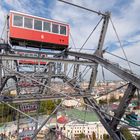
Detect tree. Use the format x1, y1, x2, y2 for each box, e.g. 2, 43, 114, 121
46, 100, 55, 114
120, 126, 134, 140
99, 99, 107, 105
79, 133, 85, 139
103, 134, 109, 140
109, 95, 117, 103
40, 101, 47, 113
56, 99, 61, 105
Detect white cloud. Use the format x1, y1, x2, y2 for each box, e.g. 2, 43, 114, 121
51, 0, 140, 50
0, 0, 140, 80
50, 0, 140, 80
101, 41, 140, 80
0, 0, 29, 40
0, 0, 51, 40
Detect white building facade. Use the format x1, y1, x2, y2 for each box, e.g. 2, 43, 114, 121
58, 121, 108, 140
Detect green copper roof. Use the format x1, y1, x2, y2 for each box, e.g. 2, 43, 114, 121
66, 108, 99, 122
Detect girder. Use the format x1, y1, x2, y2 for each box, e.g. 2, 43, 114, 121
0, 54, 94, 65
73, 57, 80, 79
1, 49, 139, 140
84, 97, 121, 140
62, 74, 126, 140
10, 73, 65, 79
67, 51, 140, 90
31, 101, 63, 140
46, 62, 53, 94
88, 12, 110, 92
13, 48, 59, 55
0, 93, 92, 103
62, 75, 82, 91
110, 83, 136, 130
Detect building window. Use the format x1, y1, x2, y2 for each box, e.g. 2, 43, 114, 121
34, 53, 38, 57
52, 24, 59, 34
13, 15, 23, 27
101, 135, 103, 139
34, 19, 42, 30
60, 25, 66, 35
41, 54, 46, 58
29, 53, 33, 57
43, 22, 51, 32
24, 17, 33, 29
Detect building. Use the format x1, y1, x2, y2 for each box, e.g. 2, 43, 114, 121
57, 109, 108, 140
58, 121, 107, 140
62, 99, 83, 108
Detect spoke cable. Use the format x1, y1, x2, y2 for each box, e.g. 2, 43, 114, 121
110, 18, 132, 71
106, 50, 140, 67
79, 17, 103, 52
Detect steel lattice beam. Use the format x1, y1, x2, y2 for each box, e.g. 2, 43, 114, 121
3, 51, 140, 90
31, 101, 63, 140
84, 97, 121, 140
110, 83, 136, 130
0, 54, 94, 65
62, 74, 123, 140
67, 51, 140, 90
88, 12, 110, 92
0, 93, 92, 103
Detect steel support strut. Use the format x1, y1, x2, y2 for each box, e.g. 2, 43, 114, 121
31, 101, 63, 140
62, 74, 121, 140
67, 51, 140, 90
34, 102, 40, 140
86, 11, 121, 140
0, 54, 94, 65
110, 83, 136, 130
88, 12, 110, 92
48, 63, 53, 92
84, 97, 121, 140
73, 57, 80, 79
66, 10, 122, 139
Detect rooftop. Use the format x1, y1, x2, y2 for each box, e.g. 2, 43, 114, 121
66, 108, 99, 122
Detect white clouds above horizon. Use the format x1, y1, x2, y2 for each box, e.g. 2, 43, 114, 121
0, 0, 140, 80
51, 0, 140, 49
51, 0, 140, 80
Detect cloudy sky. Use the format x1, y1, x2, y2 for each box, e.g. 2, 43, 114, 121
0, 0, 140, 80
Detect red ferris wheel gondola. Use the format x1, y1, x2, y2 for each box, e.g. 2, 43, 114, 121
9, 11, 69, 50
